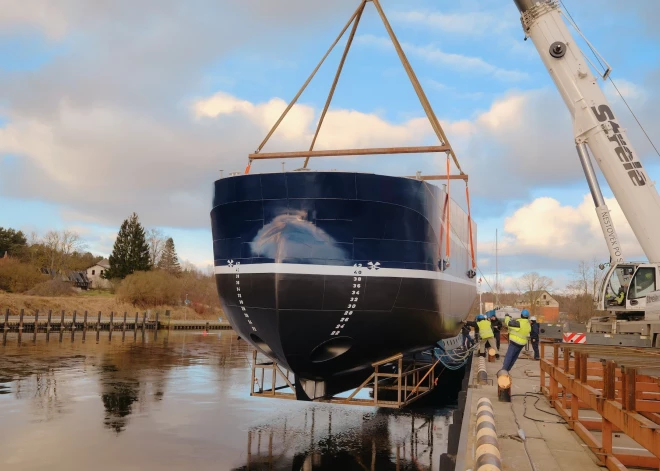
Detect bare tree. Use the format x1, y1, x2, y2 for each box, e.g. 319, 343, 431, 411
515, 272, 554, 316
42, 230, 86, 272
567, 258, 605, 322
146, 228, 166, 267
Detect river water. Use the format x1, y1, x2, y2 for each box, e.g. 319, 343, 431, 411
0, 331, 454, 470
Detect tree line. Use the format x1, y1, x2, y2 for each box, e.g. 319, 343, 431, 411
473, 259, 606, 323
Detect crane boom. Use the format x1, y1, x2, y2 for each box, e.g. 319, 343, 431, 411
514, 0, 660, 263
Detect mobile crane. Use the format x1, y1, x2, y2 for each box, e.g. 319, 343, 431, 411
513, 0, 660, 345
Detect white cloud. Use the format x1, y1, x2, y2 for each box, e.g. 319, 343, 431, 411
391, 10, 512, 36
0, 0, 70, 39
356, 34, 528, 82
483, 194, 644, 262
193, 91, 434, 151
0, 92, 439, 229
456, 88, 584, 200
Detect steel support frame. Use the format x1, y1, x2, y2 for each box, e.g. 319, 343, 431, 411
540, 342, 660, 471
249, 350, 442, 409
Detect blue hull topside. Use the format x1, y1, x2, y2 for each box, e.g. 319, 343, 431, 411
211, 171, 477, 395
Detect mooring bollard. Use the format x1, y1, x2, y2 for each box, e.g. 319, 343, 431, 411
497, 369, 512, 402
488, 347, 497, 363
478, 356, 488, 385
476, 397, 502, 471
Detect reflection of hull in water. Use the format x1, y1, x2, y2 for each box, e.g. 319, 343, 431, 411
232, 407, 450, 471
211, 171, 476, 397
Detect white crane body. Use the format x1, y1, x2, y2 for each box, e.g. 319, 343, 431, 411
514, 0, 660, 321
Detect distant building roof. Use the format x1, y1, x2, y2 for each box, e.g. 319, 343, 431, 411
86, 259, 110, 269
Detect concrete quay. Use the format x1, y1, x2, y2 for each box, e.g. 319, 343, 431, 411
457, 345, 649, 471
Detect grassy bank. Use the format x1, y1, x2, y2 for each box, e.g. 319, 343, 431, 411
0, 291, 223, 320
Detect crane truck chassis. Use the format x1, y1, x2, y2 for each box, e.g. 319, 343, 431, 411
514, 0, 660, 346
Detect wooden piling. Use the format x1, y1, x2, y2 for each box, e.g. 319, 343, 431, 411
205, 321, 209, 332
142, 312, 146, 334
33, 310, 39, 342
97, 311, 101, 332
122, 312, 127, 332
19, 309, 24, 332
156, 312, 160, 330
46, 310, 52, 335
83, 311, 88, 342
72, 311, 77, 330
3, 308, 8, 331
60, 311, 65, 332
109, 312, 114, 331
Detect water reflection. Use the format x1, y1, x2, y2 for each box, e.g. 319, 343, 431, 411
0, 331, 453, 470
235, 406, 449, 470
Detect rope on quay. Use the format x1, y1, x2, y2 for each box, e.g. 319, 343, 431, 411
432, 341, 479, 370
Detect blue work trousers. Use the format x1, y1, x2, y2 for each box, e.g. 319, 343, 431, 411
502, 342, 525, 371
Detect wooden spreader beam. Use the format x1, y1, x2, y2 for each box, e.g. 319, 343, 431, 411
249, 145, 450, 160
406, 174, 469, 182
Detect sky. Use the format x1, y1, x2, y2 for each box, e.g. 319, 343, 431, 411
1, 0, 660, 291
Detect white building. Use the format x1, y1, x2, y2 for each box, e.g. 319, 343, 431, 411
86, 259, 111, 289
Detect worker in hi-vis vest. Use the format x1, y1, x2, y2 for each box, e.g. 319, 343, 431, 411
502, 310, 532, 371
465, 314, 499, 358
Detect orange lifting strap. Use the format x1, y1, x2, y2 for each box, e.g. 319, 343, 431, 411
244, 161, 252, 175
465, 183, 476, 270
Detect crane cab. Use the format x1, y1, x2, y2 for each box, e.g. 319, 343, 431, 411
598, 263, 659, 318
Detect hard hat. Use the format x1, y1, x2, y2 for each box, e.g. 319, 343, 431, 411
530, 316, 537, 322
476, 314, 485, 321
521, 309, 530, 318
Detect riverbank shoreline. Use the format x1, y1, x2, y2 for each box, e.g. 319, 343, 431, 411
0, 292, 223, 321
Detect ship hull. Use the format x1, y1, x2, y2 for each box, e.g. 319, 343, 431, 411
211, 171, 476, 397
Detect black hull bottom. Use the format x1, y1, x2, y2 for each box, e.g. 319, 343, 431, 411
216, 270, 472, 395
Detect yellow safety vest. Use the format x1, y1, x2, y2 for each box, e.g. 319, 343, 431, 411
477, 320, 494, 339
505, 316, 531, 346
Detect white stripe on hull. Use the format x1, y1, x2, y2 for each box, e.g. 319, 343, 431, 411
214, 263, 476, 288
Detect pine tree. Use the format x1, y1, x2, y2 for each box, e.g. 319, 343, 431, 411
105, 213, 151, 279
0, 227, 27, 258
157, 237, 181, 275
